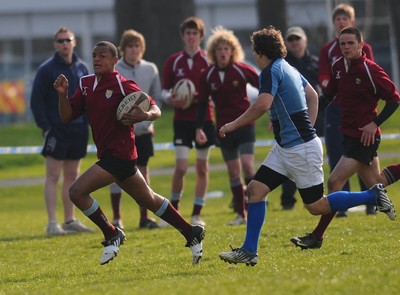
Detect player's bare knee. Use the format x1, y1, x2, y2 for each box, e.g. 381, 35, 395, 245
245, 185, 263, 202
68, 184, 80, 203
174, 166, 187, 177
195, 166, 208, 178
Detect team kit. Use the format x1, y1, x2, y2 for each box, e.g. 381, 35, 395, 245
33, 9, 399, 267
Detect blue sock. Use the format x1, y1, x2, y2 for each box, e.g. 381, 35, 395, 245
328, 189, 376, 212
241, 201, 266, 253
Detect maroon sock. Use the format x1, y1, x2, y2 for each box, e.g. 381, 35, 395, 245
231, 184, 245, 216
139, 206, 148, 221
312, 212, 336, 240
110, 193, 122, 220
191, 204, 203, 216
382, 164, 400, 185
171, 200, 179, 211
159, 203, 192, 241
87, 207, 117, 240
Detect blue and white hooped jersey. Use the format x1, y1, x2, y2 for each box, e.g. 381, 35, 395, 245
259, 58, 316, 148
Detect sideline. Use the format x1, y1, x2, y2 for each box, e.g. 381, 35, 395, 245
5, 139, 273, 154
2, 134, 400, 155
1, 153, 400, 188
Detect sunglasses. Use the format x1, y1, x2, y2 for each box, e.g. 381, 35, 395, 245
287, 36, 301, 42
56, 38, 74, 44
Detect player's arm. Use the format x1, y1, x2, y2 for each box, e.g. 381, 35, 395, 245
318, 46, 331, 88
304, 83, 318, 126
30, 68, 51, 135
359, 101, 400, 146
195, 72, 209, 144
195, 102, 208, 144
219, 92, 272, 137
53, 74, 73, 123
120, 103, 161, 126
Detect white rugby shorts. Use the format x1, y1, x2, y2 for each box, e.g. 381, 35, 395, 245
262, 137, 324, 189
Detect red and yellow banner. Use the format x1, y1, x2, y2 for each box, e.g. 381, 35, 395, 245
0, 80, 25, 114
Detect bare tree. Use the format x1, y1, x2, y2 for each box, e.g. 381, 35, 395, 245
114, 0, 195, 70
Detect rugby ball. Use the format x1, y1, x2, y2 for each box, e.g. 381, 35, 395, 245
116, 91, 151, 120
172, 78, 195, 109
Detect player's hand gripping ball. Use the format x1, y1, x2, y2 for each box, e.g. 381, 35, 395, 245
172, 78, 196, 109
116, 91, 151, 121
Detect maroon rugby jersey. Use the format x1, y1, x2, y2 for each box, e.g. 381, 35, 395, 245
319, 37, 374, 88
162, 50, 213, 121
325, 55, 400, 138
197, 62, 259, 129
69, 71, 156, 160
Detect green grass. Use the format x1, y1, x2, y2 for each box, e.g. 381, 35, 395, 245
0, 107, 400, 294
0, 171, 400, 294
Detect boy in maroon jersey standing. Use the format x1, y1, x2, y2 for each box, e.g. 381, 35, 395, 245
319, 3, 375, 217
196, 26, 259, 225
161, 16, 215, 227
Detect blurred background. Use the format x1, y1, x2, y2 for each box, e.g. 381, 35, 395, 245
0, 0, 399, 124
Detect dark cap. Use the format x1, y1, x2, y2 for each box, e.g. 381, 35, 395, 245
285, 26, 306, 40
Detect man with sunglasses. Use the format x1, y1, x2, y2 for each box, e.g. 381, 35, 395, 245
31, 27, 93, 236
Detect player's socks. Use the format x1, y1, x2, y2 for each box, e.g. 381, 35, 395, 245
171, 192, 181, 210
312, 213, 335, 240
382, 164, 400, 185
327, 190, 376, 212
191, 196, 204, 216
83, 199, 117, 240
110, 193, 122, 220
241, 201, 266, 253
139, 206, 148, 220
230, 179, 245, 216
156, 198, 192, 240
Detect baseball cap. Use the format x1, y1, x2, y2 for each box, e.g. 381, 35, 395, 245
285, 26, 306, 40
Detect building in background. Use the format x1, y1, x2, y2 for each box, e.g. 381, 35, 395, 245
0, 0, 396, 123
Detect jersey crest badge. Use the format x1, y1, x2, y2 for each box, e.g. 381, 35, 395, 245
335, 71, 341, 79
82, 87, 88, 96
176, 68, 185, 77
355, 77, 361, 85
105, 89, 113, 99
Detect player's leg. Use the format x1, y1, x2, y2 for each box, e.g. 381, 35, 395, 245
324, 104, 350, 217
134, 133, 158, 228
238, 139, 256, 208
292, 155, 395, 249
171, 146, 189, 210
280, 180, 297, 210
44, 156, 64, 234
109, 183, 124, 229
382, 162, 400, 186
61, 159, 80, 222
220, 144, 287, 266
71, 158, 127, 265
224, 155, 246, 225
61, 159, 93, 232
190, 121, 215, 226
169, 121, 193, 211
137, 163, 158, 229
190, 147, 209, 226
120, 171, 205, 264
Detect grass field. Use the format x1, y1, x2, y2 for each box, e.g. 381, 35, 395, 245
1, 108, 400, 294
